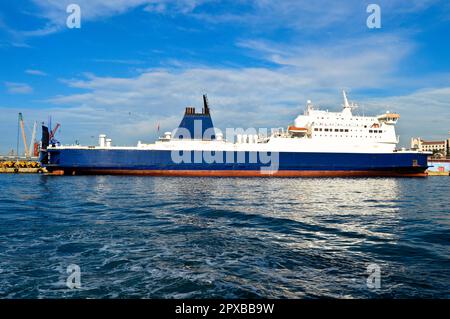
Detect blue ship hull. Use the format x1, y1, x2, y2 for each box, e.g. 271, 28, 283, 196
44, 149, 429, 177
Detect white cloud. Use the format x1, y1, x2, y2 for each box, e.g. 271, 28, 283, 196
4, 82, 34, 94
144, 0, 206, 14
29, 0, 205, 30
13, 34, 438, 148
30, 0, 149, 26
1, 70, 449, 151
21, 0, 446, 38
25, 69, 48, 76
0, 0, 207, 43
191, 0, 444, 32
1, 77, 448, 152
92, 59, 145, 65
364, 87, 450, 142
237, 35, 413, 88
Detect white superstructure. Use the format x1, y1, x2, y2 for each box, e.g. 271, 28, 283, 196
284, 90, 400, 153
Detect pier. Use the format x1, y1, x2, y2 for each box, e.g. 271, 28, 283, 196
427, 159, 450, 176
0, 157, 46, 174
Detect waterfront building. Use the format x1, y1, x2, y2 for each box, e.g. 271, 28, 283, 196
411, 138, 448, 158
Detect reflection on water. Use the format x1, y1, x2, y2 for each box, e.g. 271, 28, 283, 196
0, 175, 448, 298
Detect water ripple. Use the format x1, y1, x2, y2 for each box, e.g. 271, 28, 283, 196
0, 175, 449, 298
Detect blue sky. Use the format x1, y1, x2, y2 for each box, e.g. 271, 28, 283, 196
1, 0, 450, 153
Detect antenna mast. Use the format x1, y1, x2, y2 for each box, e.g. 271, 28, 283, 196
343, 90, 350, 108
202, 94, 210, 115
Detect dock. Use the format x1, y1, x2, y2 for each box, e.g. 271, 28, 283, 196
427, 171, 449, 176
427, 159, 450, 176
0, 160, 47, 174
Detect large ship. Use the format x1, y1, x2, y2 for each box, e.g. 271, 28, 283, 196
40, 91, 429, 177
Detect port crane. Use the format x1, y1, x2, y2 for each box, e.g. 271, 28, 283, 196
49, 123, 60, 142
16, 113, 43, 159
5, 113, 43, 172
18, 113, 29, 159
1, 113, 44, 172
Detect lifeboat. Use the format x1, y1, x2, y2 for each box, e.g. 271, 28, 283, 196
288, 125, 309, 137
288, 125, 308, 132
377, 113, 400, 124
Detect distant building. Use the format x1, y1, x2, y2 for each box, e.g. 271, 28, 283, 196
411, 137, 448, 158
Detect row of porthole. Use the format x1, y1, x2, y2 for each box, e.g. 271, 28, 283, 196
314, 123, 381, 128
313, 135, 383, 138
314, 117, 374, 121
314, 128, 384, 133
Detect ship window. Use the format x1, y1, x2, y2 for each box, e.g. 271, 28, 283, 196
345, 129, 349, 132
340, 129, 344, 132
369, 130, 373, 133
334, 129, 338, 132
314, 128, 318, 131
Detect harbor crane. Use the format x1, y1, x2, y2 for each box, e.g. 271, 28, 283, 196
18, 113, 29, 159
17, 114, 40, 159
49, 123, 61, 145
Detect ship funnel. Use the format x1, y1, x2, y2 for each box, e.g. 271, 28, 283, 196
99, 134, 106, 147
174, 95, 215, 140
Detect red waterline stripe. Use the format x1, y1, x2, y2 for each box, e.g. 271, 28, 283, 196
50, 169, 428, 177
